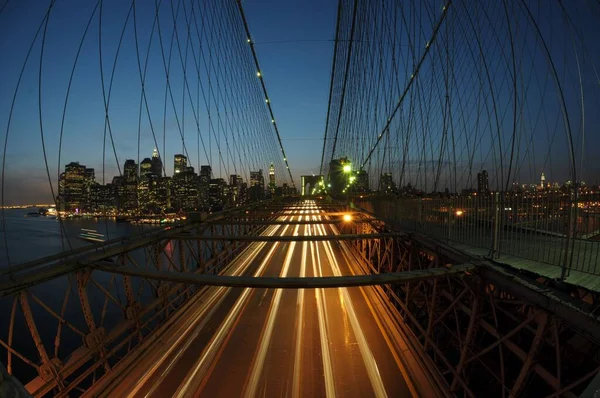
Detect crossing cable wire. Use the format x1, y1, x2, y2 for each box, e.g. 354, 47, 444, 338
319, 0, 344, 176
226, 0, 288, 182
234, 0, 292, 184
359, 0, 452, 170
234, 0, 296, 190
226, 0, 283, 179
1, 1, 57, 274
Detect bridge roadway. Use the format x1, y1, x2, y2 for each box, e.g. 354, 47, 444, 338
87, 201, 422, 397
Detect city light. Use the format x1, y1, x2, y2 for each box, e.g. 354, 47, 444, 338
343, 164, 352, 173
343, 214, 352, 222
455, 210, 464, 216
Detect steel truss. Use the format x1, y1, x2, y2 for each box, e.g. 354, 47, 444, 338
1, 200, 598, 397
0, 202, 282, 397
339, 212, 600, 398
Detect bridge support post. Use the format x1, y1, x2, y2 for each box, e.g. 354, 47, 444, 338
491, 192, 501, 259
178, 240, 185, 272
19, 292, 65, 389
561, 185, 577, 281
450, 295, 480, 391
511, 312, 549, 396
76, 270, 110, 373
196, 226, 204, 273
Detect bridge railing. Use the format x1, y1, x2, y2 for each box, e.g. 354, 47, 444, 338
355, 191, 600, 281
338, 206, 600, 397
0, 202, 281, 397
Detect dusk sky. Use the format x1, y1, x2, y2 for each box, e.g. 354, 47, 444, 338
0, 0, 338, 204
1, 1, 600, 204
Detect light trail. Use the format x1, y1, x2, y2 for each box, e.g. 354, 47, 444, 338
310, 216, 336, 397
126, 222, 285, 396
92, 202, 418, 397
244, 219, 301, 398
316, 218, 388, 398
174, 215, 295, 397
137, 218, 289, 397
291, 219, 308, 398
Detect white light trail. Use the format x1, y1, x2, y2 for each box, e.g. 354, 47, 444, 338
316, 219, 388, 398
244, 220, 300, 398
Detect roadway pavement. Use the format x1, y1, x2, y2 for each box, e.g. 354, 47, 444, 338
87, 200, 419, 397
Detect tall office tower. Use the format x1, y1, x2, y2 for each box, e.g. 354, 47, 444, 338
229, 174, 241, 204
355, 169, 369, 192
477, 170, 489, 194
174, 154, 187, 175
140, 158, 153, 178
199, 165, 212, 207
540, 172, 546, 189
151, 148, 163, 176
83, 168, 95, 210
379, 172, 397, 194
209, 178, 226, 210
57, 162, 86, 212
268, 163, 276, 194
122, 159, 138, 212
250, 169, 265, 201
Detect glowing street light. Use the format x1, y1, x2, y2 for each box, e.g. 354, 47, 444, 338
343, 214, 353, 222
455, 210, 464, 216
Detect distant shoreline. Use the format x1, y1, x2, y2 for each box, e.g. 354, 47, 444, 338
1, 204, 55, 209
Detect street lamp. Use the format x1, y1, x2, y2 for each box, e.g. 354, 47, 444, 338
342, 163, 352, 201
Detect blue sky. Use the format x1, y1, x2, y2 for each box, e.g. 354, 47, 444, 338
0, 0, 338, 204
1, 0, 599, 204
243, 0, 337, 176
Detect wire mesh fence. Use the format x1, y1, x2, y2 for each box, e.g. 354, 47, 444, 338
356, 190, 600, 279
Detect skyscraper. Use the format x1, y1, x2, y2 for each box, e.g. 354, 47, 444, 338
355, 169, 369, 192
540, 172, 546, 189
140, 158, 153, 178
250, 170, 265, 201
199, 165, 212, 207
174, 154, 187, 175
122, 159, 138, 212
268, 163, 276, 195
379, 172, 396, 194
477, 170, 489, 194
209, 178, 226, 210
200, 165, 212, 179
151, 148, 163, 176
57, 162, 87, 212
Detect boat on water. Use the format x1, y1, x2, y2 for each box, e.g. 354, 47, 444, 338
79, 229, 106, 243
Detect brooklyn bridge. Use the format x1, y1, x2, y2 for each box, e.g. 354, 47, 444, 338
1, 1, 599, 397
